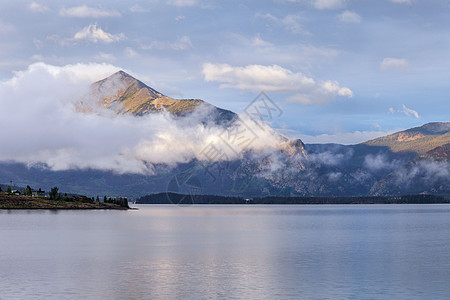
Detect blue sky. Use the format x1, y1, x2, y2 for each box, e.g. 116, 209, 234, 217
0, 0, 449, 144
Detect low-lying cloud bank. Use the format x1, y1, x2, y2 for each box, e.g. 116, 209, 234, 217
0, 62, 284, 174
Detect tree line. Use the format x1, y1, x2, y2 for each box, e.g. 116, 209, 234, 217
0, 184, 129, 207
136, 193, 450, 205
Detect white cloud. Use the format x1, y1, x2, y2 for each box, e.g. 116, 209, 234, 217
124, 47, 139, 58
60, 5, 121, 18
94, 52, 117, 62
308, 149, 353, 165
273, 0, 300, 3
280, 14, 310, 35
393, 160, 449, 187
0, 19, 15, 34
175, 15, 186, 21
167, 0, 198, 7
301, 45, 339, 59
388, 105, 419, 118
71, 24, 125, 43
327, 172, 342, 181
314, 0, 346, 10
400, 104, 419, 118
364, 154, 399, 171
257, 13, 310, 36
129, 4, 150, 13
202, 63, 353, 105
390, 0, 412, 4
251, 33, 273, 47
380, 57, 409, 70
0, 63, 284, 174
28, 2, 50, 12
274, 0, 346, 10
7, 62, 121, 84
338, 10, 361, 23
142, 36, 193, 51
170, 36, 193, 50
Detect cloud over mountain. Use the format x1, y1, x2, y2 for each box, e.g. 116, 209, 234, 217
0, 63, 283, 174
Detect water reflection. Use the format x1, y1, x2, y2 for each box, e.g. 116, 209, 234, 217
0, 205, 449, 299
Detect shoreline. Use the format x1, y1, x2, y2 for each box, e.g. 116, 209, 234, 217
0, 193, 131, 210
136, 193, 450, 205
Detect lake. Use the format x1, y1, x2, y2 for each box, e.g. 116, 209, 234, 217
1, 204, 449, 299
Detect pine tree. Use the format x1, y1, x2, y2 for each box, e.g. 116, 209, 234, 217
49, 187, 59, 200
25, 185, 32, 196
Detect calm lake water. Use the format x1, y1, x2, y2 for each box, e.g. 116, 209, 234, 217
1, 204, 450, 299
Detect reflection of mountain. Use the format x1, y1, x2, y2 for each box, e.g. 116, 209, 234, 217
0, 71, 448, 198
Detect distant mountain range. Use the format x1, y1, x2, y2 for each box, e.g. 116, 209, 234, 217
364, 122, 450, 154
0, 71, 448, 198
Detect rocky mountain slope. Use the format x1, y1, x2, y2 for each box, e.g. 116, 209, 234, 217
369, 143, 449, 196
364, 122, 450, 154
419, 143, 450, 161
78, 70, 236, 124
1, 123, 447, 199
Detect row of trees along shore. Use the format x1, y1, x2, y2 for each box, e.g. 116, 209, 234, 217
136, 193, 450, 204
0, 185, 129, 207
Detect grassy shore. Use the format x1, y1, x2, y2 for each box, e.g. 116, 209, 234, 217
0, 192, 130, 210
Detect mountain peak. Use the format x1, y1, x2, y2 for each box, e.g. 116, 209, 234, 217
83, 70, 175, 115
110, 70, 137, 80
99, 70, 161, 95
410, 122, 450, 135
81, 71, 235, 120
116, 70, 131, 76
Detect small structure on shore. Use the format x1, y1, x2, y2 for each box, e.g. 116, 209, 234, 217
32, 189, 46, 197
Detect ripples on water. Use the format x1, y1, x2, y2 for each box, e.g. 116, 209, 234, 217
1, 205, 449, 299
